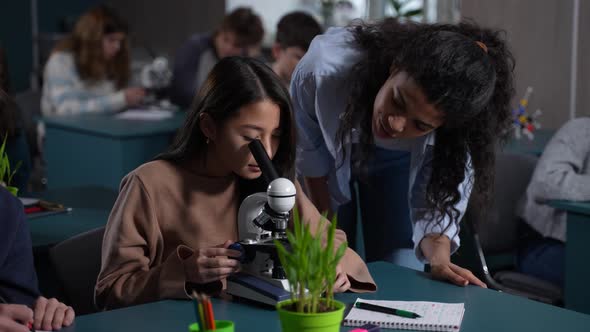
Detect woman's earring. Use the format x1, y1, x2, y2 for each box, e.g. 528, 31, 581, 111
206, 137, 210, 144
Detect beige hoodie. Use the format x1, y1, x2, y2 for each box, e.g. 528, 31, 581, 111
95, 160, 376, 310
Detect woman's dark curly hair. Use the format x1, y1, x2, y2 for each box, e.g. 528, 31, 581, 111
337, 18, 515, 229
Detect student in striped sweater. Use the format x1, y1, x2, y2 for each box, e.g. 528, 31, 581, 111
41, 5, 145, 116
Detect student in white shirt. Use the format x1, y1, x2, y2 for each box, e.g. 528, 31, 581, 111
42, 5, 145, 116
291, 19, 515, 287
517, 117, 590, 286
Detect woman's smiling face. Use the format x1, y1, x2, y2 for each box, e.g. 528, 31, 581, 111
372, 71, 445, 140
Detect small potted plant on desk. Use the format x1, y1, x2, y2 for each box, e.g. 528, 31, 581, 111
275, 210, 347, 332
0, 135, 21, 196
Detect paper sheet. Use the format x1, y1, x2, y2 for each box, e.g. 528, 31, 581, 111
115, 109, 174, 121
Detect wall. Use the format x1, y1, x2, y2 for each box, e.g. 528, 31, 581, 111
0, 0, 223, 92
0, 0, 100, 92
462, 0, 589, 128
579, 0, 590, 117
105, 0, 224, 59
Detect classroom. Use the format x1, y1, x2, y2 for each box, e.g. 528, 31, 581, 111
1, 1, 589, 331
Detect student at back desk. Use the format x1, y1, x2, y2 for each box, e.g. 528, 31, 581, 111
517, 117, 590, 287
41, 5, 145, 116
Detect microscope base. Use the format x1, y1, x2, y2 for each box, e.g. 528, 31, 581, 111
226, 273, 290, 307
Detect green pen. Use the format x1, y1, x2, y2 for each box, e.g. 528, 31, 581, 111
355, 302, 422, 319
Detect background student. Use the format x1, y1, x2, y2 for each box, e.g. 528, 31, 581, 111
291, 19, 515, 286
0, 186, 75, 331
95, 57, 376, 310
41, 5, 145, 116
270, 11, 323, 87
169, 7, 264, 108
517, 117, 590, 287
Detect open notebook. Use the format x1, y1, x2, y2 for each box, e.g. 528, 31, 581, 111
344, 298, 465, 332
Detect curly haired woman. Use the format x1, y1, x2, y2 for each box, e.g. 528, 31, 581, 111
291, 18, 515, 287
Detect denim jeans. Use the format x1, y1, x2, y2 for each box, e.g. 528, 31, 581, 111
337, 146, 422, 270
517, 237, 565, 287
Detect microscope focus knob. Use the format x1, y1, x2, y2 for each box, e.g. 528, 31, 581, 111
266, 178, 296, 214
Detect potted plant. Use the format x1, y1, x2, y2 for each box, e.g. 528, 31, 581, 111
274, 209, 348, 332
0, 134, 22, 196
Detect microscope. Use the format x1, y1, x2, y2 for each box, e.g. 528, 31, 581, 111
139, 56, 175, 108
225, 140, 296, 306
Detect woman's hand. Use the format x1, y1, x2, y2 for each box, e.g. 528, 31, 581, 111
124, 87, 146, 107
430, 260, 487, 287
32, 296, 75, 331
421, 234, 487, 288
184, 240, 241, 284
0, 304, 33, 332
332, 264, 351, 293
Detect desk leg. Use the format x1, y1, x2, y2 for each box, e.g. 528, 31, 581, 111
565, 211, 590, 314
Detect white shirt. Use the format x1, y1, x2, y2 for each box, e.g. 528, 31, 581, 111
41, 52, 126, 116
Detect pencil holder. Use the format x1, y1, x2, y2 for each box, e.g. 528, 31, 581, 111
188, 320, 234, 332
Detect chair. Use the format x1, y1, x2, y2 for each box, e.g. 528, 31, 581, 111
456, 151, 563, 305
49, 227, 105, 315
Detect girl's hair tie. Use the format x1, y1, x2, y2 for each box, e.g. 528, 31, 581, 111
475, 41, 488, 53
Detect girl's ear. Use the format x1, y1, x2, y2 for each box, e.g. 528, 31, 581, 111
199, 113, 217, 142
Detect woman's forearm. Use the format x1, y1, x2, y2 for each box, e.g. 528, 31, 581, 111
419, 233, 451, 264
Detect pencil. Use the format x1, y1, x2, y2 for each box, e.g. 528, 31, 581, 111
198, 295, 207, 330
205, 296, 216, 330
190, 291, 201, 329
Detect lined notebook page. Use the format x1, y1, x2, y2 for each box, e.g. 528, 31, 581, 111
343, 298, 465, 332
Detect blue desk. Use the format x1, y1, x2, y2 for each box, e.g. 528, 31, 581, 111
28, 208, 110, 248
504, 129, 555, 156
27, 186, 117, 247
68, 262, 590, 332
43, 112, 185, 190
549, 200, 590, 314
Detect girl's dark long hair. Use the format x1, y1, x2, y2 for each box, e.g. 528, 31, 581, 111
157, 56, 296, 199
338, 18, 515, 229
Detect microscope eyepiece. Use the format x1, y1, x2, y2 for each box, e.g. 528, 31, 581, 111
248, 140, 279, 184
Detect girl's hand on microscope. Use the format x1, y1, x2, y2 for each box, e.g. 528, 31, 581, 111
333, 264, 351, 293
184, 240, 242, 284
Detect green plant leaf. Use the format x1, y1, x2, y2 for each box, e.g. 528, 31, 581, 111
403, 8, 423, 17
0, 134, 22, 187
1, 154, 10, 184
389, 0, 402, 13
0, 145, 7, 182
279, 207, 348, 313
0, 134, 6, 157
333, 242, 347, 262
7, 160, 22, 186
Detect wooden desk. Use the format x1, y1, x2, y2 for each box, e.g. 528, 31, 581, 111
43, 112, 185, 190
67, 262, 590, 332
549, 200, 590, 314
